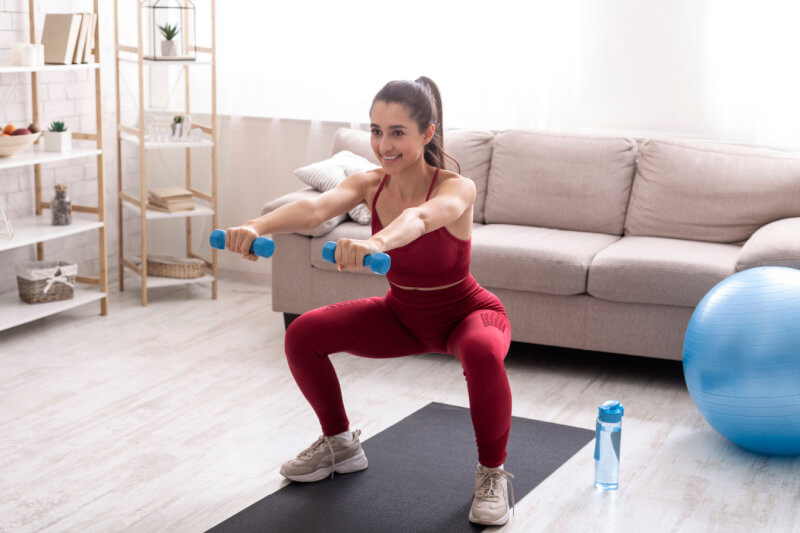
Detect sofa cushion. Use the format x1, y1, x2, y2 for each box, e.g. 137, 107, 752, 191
471, 224, 620, 295
588, 236, 741, 307
625, 139, 800, 244
262, 188, 346, 238
331, 127, 494, 223
737, 217, 800, 271
484, 130, 637, 235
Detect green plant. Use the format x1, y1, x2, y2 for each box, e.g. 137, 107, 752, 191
173, 115, 183, 124
48, 121, 67, 132
158, 23, 180, 41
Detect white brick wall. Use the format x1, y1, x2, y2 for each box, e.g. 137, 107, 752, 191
0, 0, 134, 294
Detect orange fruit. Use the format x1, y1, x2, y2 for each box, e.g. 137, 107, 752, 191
3, 124, 15, 135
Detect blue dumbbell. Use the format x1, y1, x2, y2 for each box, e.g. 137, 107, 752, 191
209, 229, 275, 258
322, 241, 391, 275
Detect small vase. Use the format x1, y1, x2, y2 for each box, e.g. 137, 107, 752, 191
161, 40, 180, 57
51, 184, 72, 226
43, 130, 71, 153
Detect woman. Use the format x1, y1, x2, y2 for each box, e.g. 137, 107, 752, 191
225, 77, 514, 526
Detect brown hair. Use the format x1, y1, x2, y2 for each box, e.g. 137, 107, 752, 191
371, 76, 461, 173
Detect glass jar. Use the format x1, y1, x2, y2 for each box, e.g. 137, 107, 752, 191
51, 184, 72, 226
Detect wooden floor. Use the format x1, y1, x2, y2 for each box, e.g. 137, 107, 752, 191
2, 276, 799, 533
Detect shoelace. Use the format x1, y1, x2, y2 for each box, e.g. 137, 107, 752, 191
297, 435, 336, 479
475, 469, 516, 515
297, 430, 360, 480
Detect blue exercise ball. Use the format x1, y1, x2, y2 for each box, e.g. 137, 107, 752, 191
683, 266, 800, 455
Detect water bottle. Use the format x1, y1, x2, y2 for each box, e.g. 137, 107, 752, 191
594, 399, 624, 490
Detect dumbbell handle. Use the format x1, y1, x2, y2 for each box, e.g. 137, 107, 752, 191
322, 241, 391, 275
209, 229, 275, 258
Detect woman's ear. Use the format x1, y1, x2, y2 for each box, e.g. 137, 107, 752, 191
423, 123, 436, 145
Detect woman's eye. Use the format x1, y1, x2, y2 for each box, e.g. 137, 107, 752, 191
392, 131, 404, 136
371, 129, 381, 136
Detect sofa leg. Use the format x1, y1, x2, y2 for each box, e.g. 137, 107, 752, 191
283, 312, 300, 330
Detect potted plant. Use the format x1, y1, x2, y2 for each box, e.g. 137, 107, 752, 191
43, 121, 71, 153
159, 23, 181, 57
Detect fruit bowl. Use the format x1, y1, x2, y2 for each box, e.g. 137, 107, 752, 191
0, 131, 42, 157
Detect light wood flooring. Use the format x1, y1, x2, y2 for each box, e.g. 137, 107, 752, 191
2, 275, 799, 533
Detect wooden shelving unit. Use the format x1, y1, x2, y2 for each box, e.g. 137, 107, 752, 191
113, 0, 218, 306
0, 0, 108, 332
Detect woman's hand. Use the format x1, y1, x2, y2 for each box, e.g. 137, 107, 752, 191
334, 238, 383, 272
226, 224, 261, 261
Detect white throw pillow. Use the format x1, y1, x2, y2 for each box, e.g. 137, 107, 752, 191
294, 151, 378, 224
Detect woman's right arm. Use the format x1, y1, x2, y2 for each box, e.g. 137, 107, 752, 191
226, 171, 371, 259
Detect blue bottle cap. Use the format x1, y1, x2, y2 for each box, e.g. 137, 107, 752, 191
598, 400, 624, 423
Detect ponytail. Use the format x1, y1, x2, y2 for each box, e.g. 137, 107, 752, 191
371, 76, 461, 173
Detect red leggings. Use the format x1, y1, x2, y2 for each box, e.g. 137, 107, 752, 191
284, 274, 512, 467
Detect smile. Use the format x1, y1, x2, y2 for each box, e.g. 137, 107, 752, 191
382, 154, 401, 161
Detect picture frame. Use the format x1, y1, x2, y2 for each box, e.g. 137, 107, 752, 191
0, 202, 13, 239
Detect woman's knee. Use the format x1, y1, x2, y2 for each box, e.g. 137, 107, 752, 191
284, 311, 324, 357
456, 335, 507, 375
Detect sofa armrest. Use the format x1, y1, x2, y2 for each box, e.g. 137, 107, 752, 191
260, 187, 348, 238
737, 217, 800, 271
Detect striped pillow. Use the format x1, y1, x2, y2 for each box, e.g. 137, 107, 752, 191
294, 151, 378, 224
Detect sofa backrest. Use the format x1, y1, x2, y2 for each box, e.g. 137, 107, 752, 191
484, 130, 638, 235
625, 139, 800, 243
331, 127, 494, 223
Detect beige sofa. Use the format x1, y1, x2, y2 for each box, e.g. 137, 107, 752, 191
262, 128, 800, 361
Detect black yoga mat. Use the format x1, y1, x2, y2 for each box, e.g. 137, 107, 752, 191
209, 402, 594, 533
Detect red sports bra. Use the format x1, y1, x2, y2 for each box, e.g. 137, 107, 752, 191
371, 168, 471, 288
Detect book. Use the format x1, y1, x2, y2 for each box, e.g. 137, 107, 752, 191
41, 13, 82, 65
146, 201, 195, 213
148, 186, 193, 201
82, 13, 97, 63
147, 195, 195, 209
72, 13, 90, 64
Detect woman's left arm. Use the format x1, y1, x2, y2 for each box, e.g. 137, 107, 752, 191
333, 177, 475, 271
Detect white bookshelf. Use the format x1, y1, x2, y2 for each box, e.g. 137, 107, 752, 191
0, 0, 108, 332
115, 0, 219, 306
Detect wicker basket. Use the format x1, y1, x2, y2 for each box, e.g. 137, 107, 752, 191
16, 260, 77, 304
134, 255, 206, 279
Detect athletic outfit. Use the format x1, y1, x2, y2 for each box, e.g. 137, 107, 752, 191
284, 168, 512, 467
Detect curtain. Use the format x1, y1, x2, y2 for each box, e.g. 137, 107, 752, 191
210, 0, 800, 149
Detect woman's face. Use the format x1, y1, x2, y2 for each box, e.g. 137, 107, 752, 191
369, 101, 432, 172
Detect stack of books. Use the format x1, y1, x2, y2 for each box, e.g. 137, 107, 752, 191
147, 187, 195, 213
41, 12, 98, 65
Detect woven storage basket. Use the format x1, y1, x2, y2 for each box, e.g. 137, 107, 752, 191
16, 260, 77, 304
134, 255, 206, 279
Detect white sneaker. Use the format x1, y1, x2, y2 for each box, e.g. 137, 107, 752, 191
469, 464, 515, 526
279, 429, 368, 482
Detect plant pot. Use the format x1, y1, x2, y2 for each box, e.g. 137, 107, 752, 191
161, 40, 180, 57
43, 130, 71, 153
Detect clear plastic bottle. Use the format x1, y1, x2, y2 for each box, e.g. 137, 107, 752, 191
594, 399, 624, 490
51, 184, 72, 226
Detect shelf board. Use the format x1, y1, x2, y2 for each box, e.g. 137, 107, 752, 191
0, 63, 100, 74
121, 200, 214, 220
118, 57, 211, 66
120, 134, 214, 150
124, 270, 215, 289
0, 214, 103, 252
0, 287, 105, 332
0, 145, 102, 170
